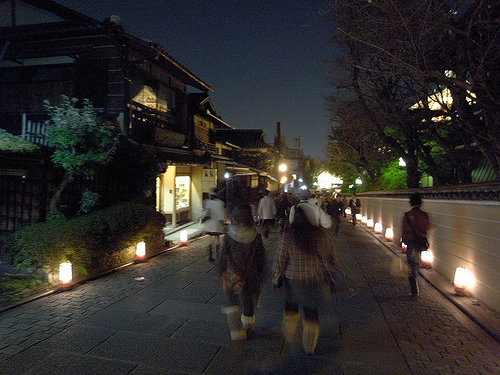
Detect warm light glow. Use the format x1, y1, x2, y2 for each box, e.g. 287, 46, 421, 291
345, 207, 352, 215
385, 227, 394, 241
280, 176, 288, 184
59, 262, 72, 289
421, 250, 433, 267
367, 219, 374, 228
454, 267, 472, 294
136, 241, 146, 261
356, 213, 362, 221
401, 241, 407, 253
316, 172, 343, 190
224, 172, 231, 179
374, 222, 383, 233
361, 216, 368, 224
279, 163, 288, 173
180, 230, 188, 245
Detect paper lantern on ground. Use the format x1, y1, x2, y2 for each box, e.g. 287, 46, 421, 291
59, 262, 72, 290
420, 250, 433, 267
366, 219, 374, 228
385, 228, 394, 241
136, 241, 146, 262
361, 216, 367, 224
356, 213, 362, 221
401, 241, 407, 253
180, 230, 188, 245
454, 267, 470, 294
345, 207, 352, 215
374, 222, 383, 233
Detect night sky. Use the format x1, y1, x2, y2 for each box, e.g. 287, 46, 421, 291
58, 0, 334, 159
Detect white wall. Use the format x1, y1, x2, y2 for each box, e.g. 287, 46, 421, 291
360, 197, 500, 313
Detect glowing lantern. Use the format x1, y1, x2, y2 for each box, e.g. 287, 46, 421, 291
366, 219, 374, 228
385, 228, 394, 241
361, 216, 367, 224
401, 241, 407, 253
374, 222, 383, 233
180, 230, 188, 245
345, 207, 351, 215
136, 241, 146, 262
420, 250, 433, 267
454, 267, 470, 294
356, 213, 362, 221
59, 262, 72, 289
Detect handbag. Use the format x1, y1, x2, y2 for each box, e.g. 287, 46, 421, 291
220, 237, 255, 294
221, 267, 245, 294
273, 274, 284, 289
313, 245, 348, 293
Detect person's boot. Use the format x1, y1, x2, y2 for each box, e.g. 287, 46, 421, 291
223, 306, 246, 356
222, 306, 246, 341
241, 315, 255, 338
302, 320, 320, 355
409, 277, 419, 299
208, 244, 214, 262
282, 311, 300, 342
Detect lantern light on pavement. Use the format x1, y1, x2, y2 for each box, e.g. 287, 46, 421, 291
366, 219, 374, 228
420, 250, 433, 267
454, 267, 471, 295
385, 228, 394, 241
136, 241, 146, 262
401, 241, 407, 253
374, 222, 383, 233
180, 230, 188, 245
59, 262, 72, 290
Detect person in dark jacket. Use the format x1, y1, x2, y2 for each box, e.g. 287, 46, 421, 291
401, 193, 431, 300
219, 204, 266, 343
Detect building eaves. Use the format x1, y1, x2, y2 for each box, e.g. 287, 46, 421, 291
214, 129, 270, 149
5, 0, 212, 93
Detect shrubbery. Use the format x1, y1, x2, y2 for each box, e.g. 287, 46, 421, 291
1, 202, 166, 280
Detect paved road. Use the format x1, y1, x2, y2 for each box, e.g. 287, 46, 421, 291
1, 220, 500, 374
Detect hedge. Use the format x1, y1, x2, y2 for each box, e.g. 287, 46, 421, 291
1, 202, 166, 281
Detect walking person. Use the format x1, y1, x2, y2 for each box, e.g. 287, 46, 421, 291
203, 189, 226, 261
327, 195, 344, 235
348, 194, 361, 226
290, 188, 332, 230
272, 192, 334, 355
257, 189, 277, 238
401, 192, 431, 300
219, 204, 266, 349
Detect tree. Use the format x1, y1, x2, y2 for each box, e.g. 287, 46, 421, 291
324, 0, 500, 186
44, 96, 117, 213
326, 99, 396, 189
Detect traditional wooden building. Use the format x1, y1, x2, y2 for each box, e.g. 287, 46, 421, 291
0, 0, 214, 227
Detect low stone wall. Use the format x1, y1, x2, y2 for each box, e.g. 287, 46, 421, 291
357, 182, 500, 314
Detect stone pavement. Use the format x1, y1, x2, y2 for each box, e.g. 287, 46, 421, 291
1, 220, 500, 374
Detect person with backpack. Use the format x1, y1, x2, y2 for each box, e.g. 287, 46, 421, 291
401, 193, 431, 300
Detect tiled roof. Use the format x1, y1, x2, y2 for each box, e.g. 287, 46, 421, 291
214, 129, 270, 149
